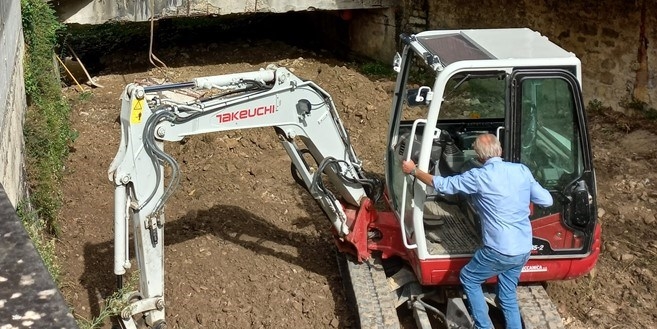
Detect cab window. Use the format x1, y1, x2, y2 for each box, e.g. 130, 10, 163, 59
441, 73, 506, 120
518, 77, 583, 190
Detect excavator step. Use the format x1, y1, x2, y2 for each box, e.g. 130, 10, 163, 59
337, 253, 401, 329
518, 284, 566, 329
424, 201, 481, 256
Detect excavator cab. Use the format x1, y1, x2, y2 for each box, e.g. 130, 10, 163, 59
386, 29, 600, 279
378, 29, 601, 326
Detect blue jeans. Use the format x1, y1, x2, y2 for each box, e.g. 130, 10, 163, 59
459, 246, 530, 329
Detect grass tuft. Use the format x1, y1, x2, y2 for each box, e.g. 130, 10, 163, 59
359, 60, 397, 79
16, 202, 61, 282
75, 276, 137, 329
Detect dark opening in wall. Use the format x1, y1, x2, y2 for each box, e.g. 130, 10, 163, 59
62, 11, 353, 75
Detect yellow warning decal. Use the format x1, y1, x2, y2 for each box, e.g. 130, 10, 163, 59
130, 99, 144, 124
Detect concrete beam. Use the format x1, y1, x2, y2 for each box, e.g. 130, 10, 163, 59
0, 0, 26, 207
58, 0, 394, 25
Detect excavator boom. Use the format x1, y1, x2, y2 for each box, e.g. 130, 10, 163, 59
108, 66, 380, 328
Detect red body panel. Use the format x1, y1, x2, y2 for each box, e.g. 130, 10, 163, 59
338, 199, 601, 286
531, 213, 584, 251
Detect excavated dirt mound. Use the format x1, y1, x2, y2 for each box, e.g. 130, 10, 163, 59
57, 41, 657, 328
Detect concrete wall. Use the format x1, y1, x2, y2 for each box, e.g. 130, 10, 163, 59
349, 7, 399, 64
402, 0, 657, 111
57, 0, 394, 24
0, 0, 27, 207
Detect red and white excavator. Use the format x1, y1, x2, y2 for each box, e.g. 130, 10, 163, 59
109, 28, 601, 329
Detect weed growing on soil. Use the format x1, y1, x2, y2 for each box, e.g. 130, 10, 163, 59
359, 60, 396, 79
21, 0, 76, 234
587, 99, 607, 115
79, 90, 94, 102
16, 202, 61, 282
76, 273, 138, 329
619, 95, 657, 119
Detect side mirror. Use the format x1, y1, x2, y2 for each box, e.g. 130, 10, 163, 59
406, 86, 433, 106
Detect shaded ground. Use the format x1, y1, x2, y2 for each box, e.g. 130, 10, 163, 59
57, 41, 657, 328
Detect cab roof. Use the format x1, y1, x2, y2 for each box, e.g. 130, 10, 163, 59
414, 28, 576, 67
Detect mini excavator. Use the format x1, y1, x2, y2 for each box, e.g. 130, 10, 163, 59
109, 28, 601, 329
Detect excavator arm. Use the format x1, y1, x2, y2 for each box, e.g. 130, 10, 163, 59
107, 66, 381, 328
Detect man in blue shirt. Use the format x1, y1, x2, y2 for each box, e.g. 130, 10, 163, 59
402, 133, 553, 329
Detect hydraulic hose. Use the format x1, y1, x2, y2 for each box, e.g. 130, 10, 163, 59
310, 157, 383, 203
140, 107, 181, 218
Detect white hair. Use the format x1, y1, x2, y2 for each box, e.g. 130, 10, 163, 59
473, 134, 502, 160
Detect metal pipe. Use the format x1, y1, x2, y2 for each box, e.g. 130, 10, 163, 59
414, 298, 446, 321
114, 185, 127, 275
192, 69, 276, 89
143, 81, 196, 92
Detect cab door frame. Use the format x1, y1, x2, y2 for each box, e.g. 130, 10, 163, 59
508, 68, 598, 256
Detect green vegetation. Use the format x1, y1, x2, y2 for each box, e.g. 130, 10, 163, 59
16, 203, 133, 329
21, 2, 127, 328
591, 96, 657, 121
21, 0, 76, 234
587, 98, 657, 132
77, 292, 123, 329
79, 90, 94, 102
587, 99, 606, 115
76, 273, 137, 329
358, 60, 397, 79
619, 96, 657, 119
17, 202, 61, 282
645, 107, 657, 120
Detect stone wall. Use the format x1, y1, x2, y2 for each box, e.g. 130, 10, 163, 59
400, 0, 657, 111
0, 0, 27, 207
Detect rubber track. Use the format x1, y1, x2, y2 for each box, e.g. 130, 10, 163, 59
517, 285, 565, 329
341, 256, 401, 329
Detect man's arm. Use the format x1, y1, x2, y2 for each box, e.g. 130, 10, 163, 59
530, 180, 553, 207
401, 160, 478, 195
402, 160, 435, 187
519, 165, 553, 207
